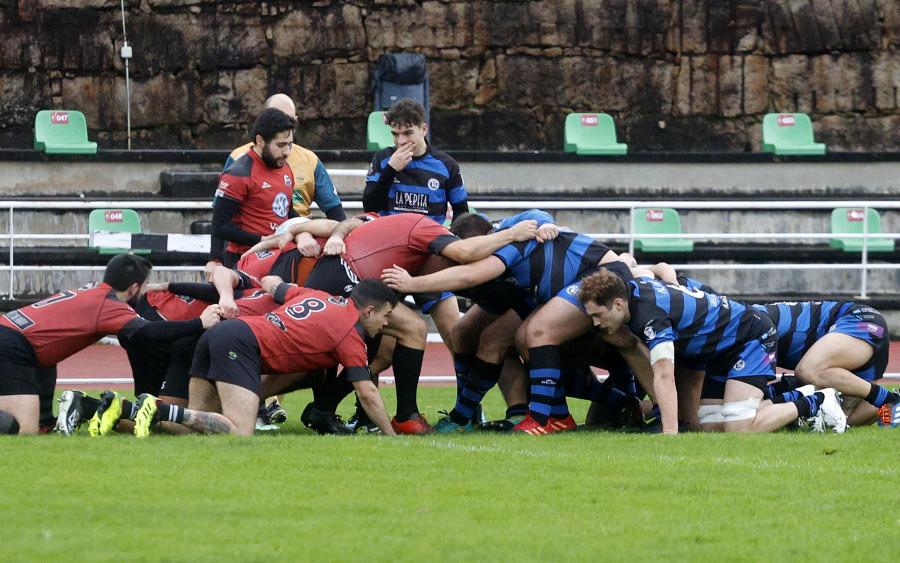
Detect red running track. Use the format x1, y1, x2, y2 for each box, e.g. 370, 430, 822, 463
57, 341, 900, 391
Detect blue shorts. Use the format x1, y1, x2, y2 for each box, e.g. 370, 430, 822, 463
828, 306, 889, 381
701, 314, 777, 397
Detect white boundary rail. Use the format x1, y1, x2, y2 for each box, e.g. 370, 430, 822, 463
2, 199, 900, 299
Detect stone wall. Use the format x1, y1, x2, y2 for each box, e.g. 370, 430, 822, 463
3, 0, 900, 151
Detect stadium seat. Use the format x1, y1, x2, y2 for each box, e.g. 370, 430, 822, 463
373, 53, 430, 141
88, 208, 150, 254
367, 111, 394, 151
563, 113, 627, 155
761, 113, 825, 155
829, 208, 895, 252
33, 110, 98, 154
632, 208, 694, 253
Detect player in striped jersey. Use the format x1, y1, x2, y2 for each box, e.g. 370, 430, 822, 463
754, 300, 899, 427
382, 225, 658, 434
579, 269, 848, 433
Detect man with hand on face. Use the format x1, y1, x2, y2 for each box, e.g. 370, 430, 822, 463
363, 98, 468, 225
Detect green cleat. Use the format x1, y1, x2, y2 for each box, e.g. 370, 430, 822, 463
87, 390, 123, 437
133, 393, 158, 438
433, 415, 474, 433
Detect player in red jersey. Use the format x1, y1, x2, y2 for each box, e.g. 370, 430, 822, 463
131, 279, 400, 437
0, 254, 221, 435
207, 107, 300, 269
272, 212, 539, 434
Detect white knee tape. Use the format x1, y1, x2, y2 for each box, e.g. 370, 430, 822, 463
697, 404, 725, 424
721, 398, 761, 422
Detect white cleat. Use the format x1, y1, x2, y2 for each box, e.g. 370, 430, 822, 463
818, 388, 848, 434
795, 384, 816, 397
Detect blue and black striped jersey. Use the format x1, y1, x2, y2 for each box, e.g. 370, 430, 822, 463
366, 145, 467, 224
492, 231, 611, 305
628, 277, 772, 359
753, 301, 883, 370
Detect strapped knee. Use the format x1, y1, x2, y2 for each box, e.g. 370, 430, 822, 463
721, 398, 761, 422
697, 404, 725, 424
0, 409, 20, 435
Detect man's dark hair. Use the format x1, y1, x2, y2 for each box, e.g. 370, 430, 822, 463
103, 253, 153, 291
384, 99, 426, 129
450, 212, 492, 239
254, 107, 296, 143
350, 279, 399, 310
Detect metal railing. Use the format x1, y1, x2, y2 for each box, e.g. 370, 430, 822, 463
2, 199, 899, 300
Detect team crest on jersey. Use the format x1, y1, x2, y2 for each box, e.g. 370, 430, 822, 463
265, 312, 287, 331
733, 359, 746, 371
272, 192, 290, 218
643, 325, 656, 339
284, 174, 292, 187
427, 178, 440, 191
228, 351, 238, 360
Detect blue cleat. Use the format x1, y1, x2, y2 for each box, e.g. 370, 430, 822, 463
433, 415, 474, 433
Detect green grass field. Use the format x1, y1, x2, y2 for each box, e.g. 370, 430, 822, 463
1, 386, 898, 562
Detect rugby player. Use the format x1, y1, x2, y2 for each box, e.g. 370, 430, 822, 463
578, 270, 848, 434
130, 279, 400, 437
0, 254, 220, 435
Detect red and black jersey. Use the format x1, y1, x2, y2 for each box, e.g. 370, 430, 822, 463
147, 289, 279, 321
238, 286, 367, 375
0, 282, 147, 367
216, 150, 295, 255
342, 213, 459, 280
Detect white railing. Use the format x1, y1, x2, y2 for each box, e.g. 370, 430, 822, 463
2, 199, 898, 300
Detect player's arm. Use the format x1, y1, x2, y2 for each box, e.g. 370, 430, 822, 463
118, 305, 221, 344
352, 378, 397, 435
497, 209, 558, 242
439, 220, 538, 264
210, 265, 241, 319
362, 152, 396, 213
210, 197, 262, 262
283, 217, 340, 239
649, 355, 679, 435
382, 256, 507, 294
312, 161, 347, 221
322, 216, 367, 255
166, 282, 235, 304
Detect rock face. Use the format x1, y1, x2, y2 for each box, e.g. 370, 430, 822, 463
3, 0, 900, 151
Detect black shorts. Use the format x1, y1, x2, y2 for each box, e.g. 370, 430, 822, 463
0, 326, 40, 396
188, 320, 262, 396
157, 333, 202, 400
304, 255, 358, 297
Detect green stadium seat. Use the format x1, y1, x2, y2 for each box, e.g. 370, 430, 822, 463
367, 111, 394, 151
829, 207, 894, 253
632, 208, 694, 253
33, 110, 98, 154
761, 113, 825, 155
89, 208, 150, 254
563, 113, 627, 155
